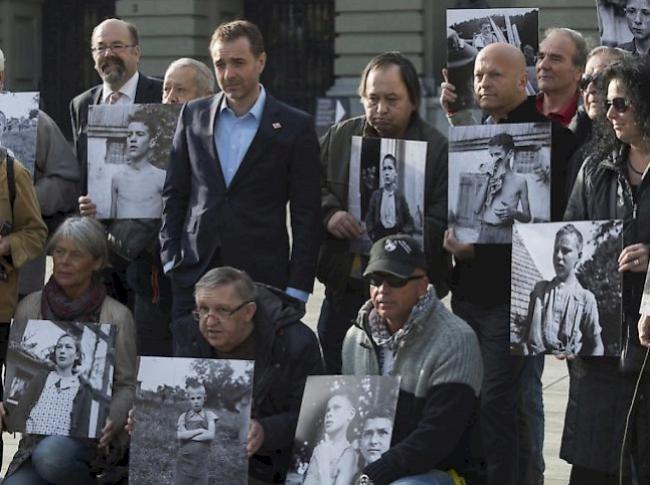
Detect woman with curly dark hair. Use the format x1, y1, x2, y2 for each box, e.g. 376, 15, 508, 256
562, 55, 650, 484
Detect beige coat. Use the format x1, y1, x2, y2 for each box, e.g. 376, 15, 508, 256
0, 154, 47, 321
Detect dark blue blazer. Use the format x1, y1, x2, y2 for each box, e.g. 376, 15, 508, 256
160, 92, 322, 292
69, 73, 163, 192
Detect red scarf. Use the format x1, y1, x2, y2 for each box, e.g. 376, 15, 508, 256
41, 276, 106, 322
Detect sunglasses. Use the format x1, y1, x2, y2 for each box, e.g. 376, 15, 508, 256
579, 73, 600, 91
366, 273, 425, 288
605, 97, 631, 114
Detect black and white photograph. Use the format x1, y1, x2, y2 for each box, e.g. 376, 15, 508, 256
448, 122, 551, 245
130, 357, 254, 485
348, 136, 426, 254
0, 91, 40, 175
3, 319, 117, 439
286, 375, 400, 485
87, 103, 181, 219
597, 0, 650, 53
446, 8, 539, 113
510, 220, 623, 357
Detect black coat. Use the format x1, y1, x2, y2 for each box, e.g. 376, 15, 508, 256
69, 73, 163, 192
561, 147, 650, 475
175, 284, 324, 483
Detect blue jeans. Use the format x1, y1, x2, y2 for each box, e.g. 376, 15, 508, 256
317, 287, 367, 373
3, 436, 95, 485
391, 469, 454, 484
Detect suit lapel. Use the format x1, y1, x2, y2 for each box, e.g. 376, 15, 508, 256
208, 93, 227, 190
228, 95, 279, 190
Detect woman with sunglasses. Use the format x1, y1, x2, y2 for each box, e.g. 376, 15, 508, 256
562, 55, 650, 484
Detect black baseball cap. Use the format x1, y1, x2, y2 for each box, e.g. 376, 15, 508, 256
363, 234, 427, 278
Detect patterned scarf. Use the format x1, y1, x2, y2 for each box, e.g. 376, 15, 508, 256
41, 276, 106, 322
366, 286, 436, 368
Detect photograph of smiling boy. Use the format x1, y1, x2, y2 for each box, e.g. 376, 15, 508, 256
287, 375, 400, 485
348, 136, 426, 254
510, 220, 623, 356
3, 319, 117, 438
87, 103, 181, 219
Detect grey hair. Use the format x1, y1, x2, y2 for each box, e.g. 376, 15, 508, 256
586, 46, 629, 63
47, 217, 109, 270
0, 48, 4, 71
91, 18, 139, 46
194, 266, 257, 302
544, 28, 588, 70
165, 58, 215, 96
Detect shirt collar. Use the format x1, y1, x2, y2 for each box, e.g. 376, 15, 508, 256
219, 84, 266, 119
535, 92, 578, 127
102, 71, 139, 104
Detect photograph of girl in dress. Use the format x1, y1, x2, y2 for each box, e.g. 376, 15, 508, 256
130, 356, 253, 485
287, 375, 400, 485
3, 319, 117, 439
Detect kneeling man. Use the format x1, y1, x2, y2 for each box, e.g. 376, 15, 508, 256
176, 266, 323, 484
342, 235, 483, 484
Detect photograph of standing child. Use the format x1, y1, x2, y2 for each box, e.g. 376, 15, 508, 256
110, 112, 166, 218
475, 133, 531, 243
174, 382, 218, 485
524, 224, 603, 356
302, 390, 358, 485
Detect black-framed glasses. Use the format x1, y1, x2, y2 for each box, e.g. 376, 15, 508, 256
192, 300, 253, 321
605, 97, 631, 114
366, 273, 426, 288
90, 43, 137, 55
579, 73, 600, 91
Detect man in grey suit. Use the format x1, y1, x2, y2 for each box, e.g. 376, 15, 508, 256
160, 20, 321, 349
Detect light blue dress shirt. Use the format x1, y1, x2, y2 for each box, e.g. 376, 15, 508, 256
215, 86, 266, 187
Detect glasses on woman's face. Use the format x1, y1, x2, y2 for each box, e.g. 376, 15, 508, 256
579, 73, 600, 91
605, 97, 632, 114
192, 300, 253, 321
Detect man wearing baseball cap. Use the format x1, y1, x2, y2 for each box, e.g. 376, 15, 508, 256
342, 234, 484, 485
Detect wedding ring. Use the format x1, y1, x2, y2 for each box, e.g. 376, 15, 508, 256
634, 258, 640, 266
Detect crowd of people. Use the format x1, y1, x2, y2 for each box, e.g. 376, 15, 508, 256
0, 9, 648, 485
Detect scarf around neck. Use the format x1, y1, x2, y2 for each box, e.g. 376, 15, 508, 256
41, 276, 106, 322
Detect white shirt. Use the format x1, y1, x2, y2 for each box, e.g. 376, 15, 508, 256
101, 72, 139, 105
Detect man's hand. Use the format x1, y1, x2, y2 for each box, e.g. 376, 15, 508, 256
247, 419, 264, 457
78, 195, 97, 218
443, 228, 475, 261
639, 314, 650, 348
99, 418, 116, 448
125, 408, 135, 437
0, 237, 10, 256
618, 243, 649, 273
326, 210, 363, 239
440, 68, 458, 115
493, 202, 515, 223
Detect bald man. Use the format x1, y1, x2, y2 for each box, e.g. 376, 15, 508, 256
441, 42, 577, 485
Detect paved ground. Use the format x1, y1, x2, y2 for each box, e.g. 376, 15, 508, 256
1, 270, 572, 483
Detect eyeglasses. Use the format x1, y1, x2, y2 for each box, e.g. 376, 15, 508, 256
605, 97, 631, 114
579, 73, 600, 91
90, 43, 137, 55
192, 300, 253, 321
366, 273, 426, 288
